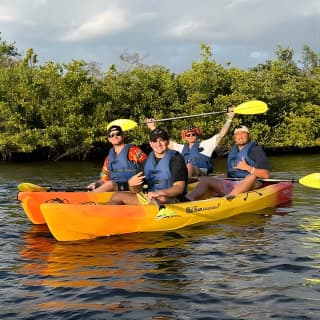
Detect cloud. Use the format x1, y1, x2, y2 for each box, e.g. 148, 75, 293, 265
249, 51, 269, 61
60, 7, 131, 42
170, 21, 204, 38
0, 15, 15, 22
0, 0, 318, 72
0, 2, 36, 26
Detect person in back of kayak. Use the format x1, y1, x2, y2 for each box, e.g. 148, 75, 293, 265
185, 125, 270, 200
146, 110, 234, 177
87, 125, 147, 192
107, 127, 188, 205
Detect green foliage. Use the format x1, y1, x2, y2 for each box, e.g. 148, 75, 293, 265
0, 38, 319, 160
0, 33, 20, 66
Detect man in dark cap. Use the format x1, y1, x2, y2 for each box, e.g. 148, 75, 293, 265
87, 125, 147, 192
108, 127, 188, 204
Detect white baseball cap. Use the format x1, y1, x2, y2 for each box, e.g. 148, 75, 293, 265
234, 125, 250, 134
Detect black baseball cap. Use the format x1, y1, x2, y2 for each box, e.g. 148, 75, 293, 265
107, 125, 123, 135
149, 128, 169, 141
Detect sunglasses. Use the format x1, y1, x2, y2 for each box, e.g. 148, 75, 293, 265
186, 133, 196, 137
108, 132, 122, 138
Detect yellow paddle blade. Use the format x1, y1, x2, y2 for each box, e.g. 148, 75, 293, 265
18, 182, 48, 192
299, 173, 320, 189
107, 119, 138, 131
234, 100, 268, 115
305, 278, 320, 284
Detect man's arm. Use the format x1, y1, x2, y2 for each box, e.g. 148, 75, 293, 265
235, 145, 271, 179
234, 159, 270, 179
128, 171, 145, 193
215, 110, 234, 146
87, 156, 110, 190
199, 110, 234, 157
149, 180, 186, 198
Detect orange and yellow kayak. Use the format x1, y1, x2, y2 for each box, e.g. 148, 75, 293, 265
35, 181, 293, 241
18, 191, 113, 224
17, 182, 199, 225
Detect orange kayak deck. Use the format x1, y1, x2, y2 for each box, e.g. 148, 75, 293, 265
38, 182, 293, 241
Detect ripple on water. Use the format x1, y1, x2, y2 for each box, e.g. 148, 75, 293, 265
1, 158, 320, 319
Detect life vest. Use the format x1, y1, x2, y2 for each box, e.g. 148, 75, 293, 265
108, 144, 140, 182
144, 150, 176, 191
227, 141, 256, 178
181, 142, 212, 172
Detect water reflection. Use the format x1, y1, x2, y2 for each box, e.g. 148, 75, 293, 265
18, 212, 276, 288
10, 209, 320, 319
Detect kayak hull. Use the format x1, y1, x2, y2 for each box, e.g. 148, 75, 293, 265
39, 182, 293, 241
18, 192, 113, 224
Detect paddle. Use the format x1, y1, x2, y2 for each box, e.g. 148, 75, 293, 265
137, 192, 165, 208
107, 119, 137, 131
189, 173, 320, 189
137, 192, 178, 219
298, 173, 320, 189
107, 100, 268, 130
18, 182, 89, 192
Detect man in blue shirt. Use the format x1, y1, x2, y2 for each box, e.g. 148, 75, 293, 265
186, 125, 270, 200
108, 128, 188, 205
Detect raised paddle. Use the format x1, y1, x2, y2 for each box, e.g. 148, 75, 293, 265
107, 119, 137, 131
106, 100, 268, 130
17, 182, 89, 192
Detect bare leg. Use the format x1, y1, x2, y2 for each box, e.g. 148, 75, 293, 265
186, 163, 195, 177
186, 177, 225, 200
187, 163, 204, 177
228, 174, 258, 196
108, 191, 140, 205
92, 181, 115, 192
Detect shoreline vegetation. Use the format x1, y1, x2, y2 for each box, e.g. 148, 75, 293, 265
0, 36, 319, 161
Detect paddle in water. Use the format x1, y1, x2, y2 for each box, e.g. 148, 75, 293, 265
18, 173, 319, 193
298, 173, 320, 189
188, 173, 320, 189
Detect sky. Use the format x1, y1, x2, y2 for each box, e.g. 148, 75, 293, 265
0, 0, 319, 73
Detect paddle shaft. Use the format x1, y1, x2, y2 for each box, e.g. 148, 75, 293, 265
46, 187, 89, 192
142, 109, 229, 124
189, 174, 317, 188
225, 177, 296, 183
215, 175, 319, 188
18, 182, 90, 192
152, 197, 166, 210
212, 176, 296, 183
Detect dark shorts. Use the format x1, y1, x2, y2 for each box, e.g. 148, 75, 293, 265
115, 181, 129, 191
220, 179, 241, 195
198, 168, 208, 176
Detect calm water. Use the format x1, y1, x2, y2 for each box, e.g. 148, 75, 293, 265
0, 154, 320, 320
